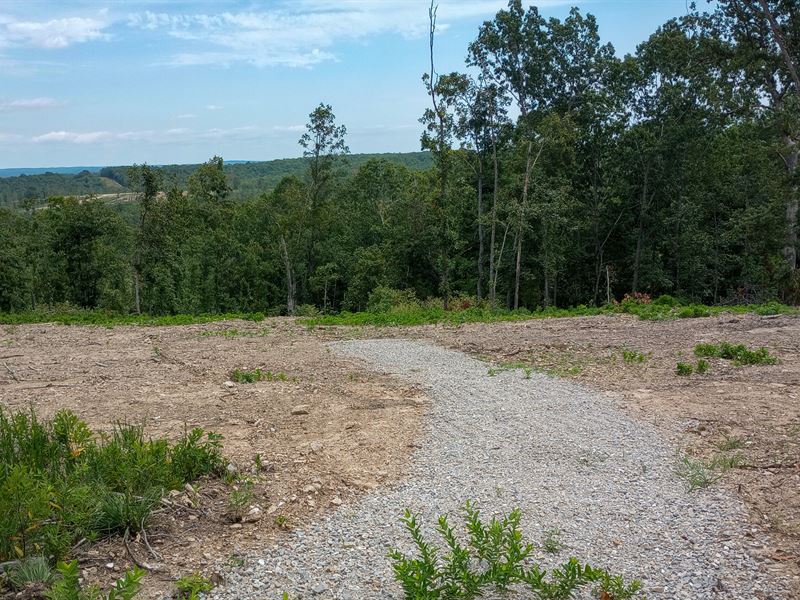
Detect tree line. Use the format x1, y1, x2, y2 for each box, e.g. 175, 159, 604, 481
0, 0, 797, 315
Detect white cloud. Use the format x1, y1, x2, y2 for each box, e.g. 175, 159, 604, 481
1, 15, 109, 49
205, 104, 223, 110
33, 130, 112, 144
0, 97, 63, 111
273, 124, 305, 132
30, 126, 265, 145
127, 0, 570, 68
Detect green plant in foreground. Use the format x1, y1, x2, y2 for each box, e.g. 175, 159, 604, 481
675, 362, 693, 376
695, 359, 709, 374
174, 573, 214, 599
389, 502, 642, 600
0, 407, 225, 563
45, 560, 144, 600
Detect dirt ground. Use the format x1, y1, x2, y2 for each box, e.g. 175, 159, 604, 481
0, 320, 425, 598
403, 313, 800, 591
2, 313, 799, 597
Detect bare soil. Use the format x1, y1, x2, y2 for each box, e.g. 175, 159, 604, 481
2, 313, 799, 597
0, 319, 425, 598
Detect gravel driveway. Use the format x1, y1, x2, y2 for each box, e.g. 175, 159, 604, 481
211, 339, 789, 599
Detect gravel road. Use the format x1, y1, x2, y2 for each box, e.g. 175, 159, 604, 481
211, 339, 790, 599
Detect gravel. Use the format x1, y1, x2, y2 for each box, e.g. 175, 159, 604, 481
211, 339, 790, 599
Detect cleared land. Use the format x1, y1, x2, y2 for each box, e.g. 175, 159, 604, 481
1, 312, 798, 597
0, 320, 424, 598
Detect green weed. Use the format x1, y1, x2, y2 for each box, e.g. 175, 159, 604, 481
696, 359, 709, 374
541, 528, 565, 554
230, 368, 295, 383
389, 502, 642, 599
621, 347, 647, 363
45, 560, 144, 600
676, 455, 720, 491
226, 480, 255, 522
694, 342, 777, 365
717, 435, 743, 451
174, 573, 214, 599
676, 362, 694, 376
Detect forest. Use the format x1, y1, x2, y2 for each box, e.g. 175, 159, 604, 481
0, 0, 798, 315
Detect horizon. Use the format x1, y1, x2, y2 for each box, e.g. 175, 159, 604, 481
1, 0, 690, 169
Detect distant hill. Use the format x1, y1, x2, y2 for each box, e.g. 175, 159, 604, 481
0, 152, 433, 207
0, 166, 104, 177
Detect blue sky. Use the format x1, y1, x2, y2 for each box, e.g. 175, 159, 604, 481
0, 1, 690, 168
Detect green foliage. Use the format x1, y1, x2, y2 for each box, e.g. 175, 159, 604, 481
621, 348, 647, 364
693, 342, 778, 365
676, 456, 720, 491
301, 302, 796, 328
389, 503, 642, 600
541, 528, 564, 554
7, 556, 55, 590
676, 362, 694, 376
44, 560, 144, 600
174, 573, 214, 599
226, 480, 255, 522
695, 359, 709, 374
0, 308, 266, 326
0, 407, 225, 562
230, 368, 293, 383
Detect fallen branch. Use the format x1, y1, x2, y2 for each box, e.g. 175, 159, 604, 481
0, 354, 23, 359
140, 518, 163, 561
736, 463, 798, 471
123, 528, 149, 570
4, 362, 19, 382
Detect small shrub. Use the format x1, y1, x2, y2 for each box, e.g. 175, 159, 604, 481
653, 294, 680, 307
676, 362, 694, 376
226, 480, 255, 522
295, 304, 320, 318
389, 502, 642, 600
696, 359, 709, 374
174, 573, 214, 599
366, 286, 420, 313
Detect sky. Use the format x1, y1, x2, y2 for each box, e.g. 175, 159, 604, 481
0, 0, 691, 168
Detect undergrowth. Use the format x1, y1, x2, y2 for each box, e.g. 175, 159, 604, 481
389, 502, 642, 599
0, 298, 795, 329
301, 299, 795, 328
0, 408, 225, 564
